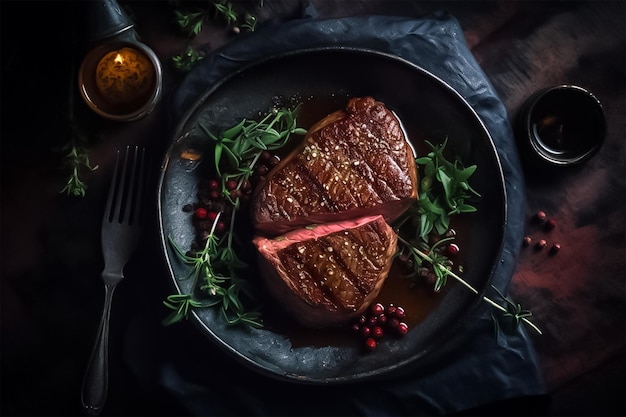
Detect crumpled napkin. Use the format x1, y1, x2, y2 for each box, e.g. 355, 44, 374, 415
150, 9, 546, 416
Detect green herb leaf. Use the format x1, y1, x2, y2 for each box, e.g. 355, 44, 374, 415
163, 107, 306, 329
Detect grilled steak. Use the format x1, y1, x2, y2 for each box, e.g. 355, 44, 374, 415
252, 96, 418, 236
253, 215, 397, 327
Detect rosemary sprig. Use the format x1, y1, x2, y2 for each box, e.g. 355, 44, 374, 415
394, 141, 541, 335
173, 1, 258, 35
164, 212, 263, 327
164, 106, 306, 327
213, 0, 238, 26
174, 9, 205, 36
171, 1, 260, 72
199, 106, 306, 205
171, 44, 205, 72
60, 61, 98, 197
60, 141, 99, 197
396, 235, 542, 334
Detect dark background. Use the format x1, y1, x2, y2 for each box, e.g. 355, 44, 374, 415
2, 1, 624, 415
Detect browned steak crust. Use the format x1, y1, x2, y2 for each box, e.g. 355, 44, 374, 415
252, 96, 418, 236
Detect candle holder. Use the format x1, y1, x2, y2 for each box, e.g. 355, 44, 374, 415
77, 0, 162, 122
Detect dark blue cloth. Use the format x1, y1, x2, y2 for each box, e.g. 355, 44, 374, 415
137, 11, 545, 416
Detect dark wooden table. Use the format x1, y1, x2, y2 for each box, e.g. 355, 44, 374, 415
2, 1, 624, 415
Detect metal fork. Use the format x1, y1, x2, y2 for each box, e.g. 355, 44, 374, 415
81, 146, 147, 416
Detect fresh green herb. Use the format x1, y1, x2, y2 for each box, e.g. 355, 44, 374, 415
164, 212, 263, 327
173, 1, 258, 35
171, 2, 259, 71
174, 9, 205, 36
489, 285, 537, 333
60, 60, 99, 197
171, 45, 205, 72
213, 0, 238, 26
240, 12, 257, 32
394, 141, 541, 335
414, 138, 480, 240
199, 106, 306, 206
164, 106, 306, 327
397, 235, 542, 335
397, 236, 456, 292
60, 142, 99, 197
162, 294, 212, 325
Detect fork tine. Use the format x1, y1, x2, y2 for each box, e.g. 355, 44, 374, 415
104, 150, 121, 224
114, 148, 130, 224
105, 146, 147, 225
128, 147, 146, 226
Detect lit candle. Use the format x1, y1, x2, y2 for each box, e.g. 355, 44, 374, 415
95, 47, 155, 106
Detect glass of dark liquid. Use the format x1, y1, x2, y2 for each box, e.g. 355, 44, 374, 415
518, 85, 606, 166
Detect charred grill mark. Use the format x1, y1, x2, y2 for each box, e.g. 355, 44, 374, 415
296, 148, 341, 212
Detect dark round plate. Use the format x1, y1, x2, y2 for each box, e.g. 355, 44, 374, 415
157, 47, 506, 384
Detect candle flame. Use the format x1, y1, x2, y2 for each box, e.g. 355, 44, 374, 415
114, 53, 124, 65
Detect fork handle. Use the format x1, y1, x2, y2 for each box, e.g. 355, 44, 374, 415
81, 281, 117, 416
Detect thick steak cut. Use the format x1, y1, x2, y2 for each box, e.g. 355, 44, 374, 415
252, 96, 418, 236
253, 215, 397, 327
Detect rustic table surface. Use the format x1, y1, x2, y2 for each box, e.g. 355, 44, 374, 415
1, 1, 624, 415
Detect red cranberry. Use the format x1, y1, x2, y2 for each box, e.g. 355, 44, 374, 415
544, 218, 557, 232
209, 180, 220, 190
359, 315, 367, 325
394, 306, 406, 319
371, 303, 385, 316
522, 236, 532, 247
549, 243, 561, 255
447, 243, 460, 256
361, 326, 371, 338
376, 314, 388, 326
397, 322, 409, 336
388, 317, 400, 329
372, 326, 384, 339
351, 323, 360, 333
365, 338, 377, 351
386, 304, 397, 316
195, 207, 207, 219
535, 239, 547, 251
226, 179, 238, 190
535, 210, 547, 222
